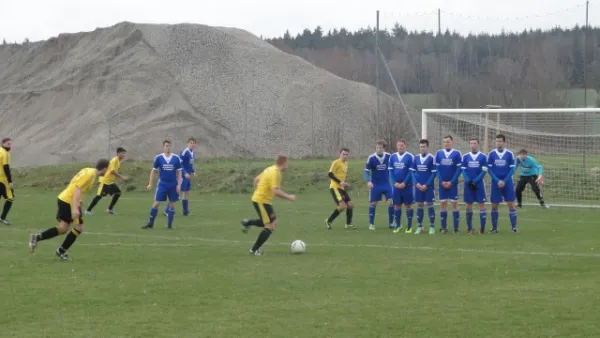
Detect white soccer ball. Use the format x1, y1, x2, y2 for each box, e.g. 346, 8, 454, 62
290, 240, 306, 254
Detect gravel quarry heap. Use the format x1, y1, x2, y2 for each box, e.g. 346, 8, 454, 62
0, 22, 399, 167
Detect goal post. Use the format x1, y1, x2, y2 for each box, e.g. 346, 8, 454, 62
421, 108, 600, 207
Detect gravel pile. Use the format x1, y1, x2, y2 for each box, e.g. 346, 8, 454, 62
0, 22, 399, 167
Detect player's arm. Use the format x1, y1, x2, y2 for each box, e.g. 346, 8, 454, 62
272, 172, 295, 201
435, 154, 442, 182
328, 162, 342, 184
450, 154, 462, 184
460, 156, 469, 182
0, 153, 11, 185
487, 155, 500, 182
147, 157, 159, 188
505, 154, 516, 179
531, 157, 543, 177
364, 159, 371, 183
473, 156, 488, 183
426, 168, 436, 186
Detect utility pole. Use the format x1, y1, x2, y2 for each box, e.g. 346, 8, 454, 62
375, 10, 380, 140
438, 9, 441, 35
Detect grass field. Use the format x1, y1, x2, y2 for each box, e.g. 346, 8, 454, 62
1, 160, 600, 337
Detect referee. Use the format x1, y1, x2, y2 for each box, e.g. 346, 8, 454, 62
515, 149, 549, 209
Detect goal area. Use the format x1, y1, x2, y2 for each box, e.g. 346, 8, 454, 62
421, 108, 600, 208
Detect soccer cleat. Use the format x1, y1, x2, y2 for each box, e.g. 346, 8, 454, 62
405, 228, 412, 234
29, 234, 38, 253
414, 227, 422, 234
183, 212, 193, 216
392, 226, 401, 233
453, 229, 459, 234
345, 224, 357, 230
325, 219, 332, 230
467, 229, 475, 235
517, 204, 523, 208
428, 227, 436, 235
511, 228, 519, 233
388, 223, 396, 229
141, 222, 154, 229
0, 218, 10, 225
439, 228, 448, 234
369, 224, 376, 231
241, 219, 250, 233
84, 211, 93, 216
55, 249, 69, 261
249, 249, 263, 256
541, 204, 550, 209
106, 209, 116, 215
479, 230, 485, 235
490, 229, 499, 234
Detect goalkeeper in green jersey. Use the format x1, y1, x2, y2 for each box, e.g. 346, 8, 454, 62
515, 149, 549, 209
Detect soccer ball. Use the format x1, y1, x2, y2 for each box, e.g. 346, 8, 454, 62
290, 240, 306, 254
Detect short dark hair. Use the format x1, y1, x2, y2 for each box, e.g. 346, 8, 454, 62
469, 137, 479, 144
444, 135, 453, 141
163, 139, 172, 146
188, 137, 197, 143
519, 149, 528, 155
419, 139, 429, 147
275, 154, 288, 165
496, 134, 506, 142
376, 140, 386, 148
116, 147, 126, 154
95, 158, 110, 170
340, 147, 350, 153
1, 137, 11, 144
396, 139, 407, 145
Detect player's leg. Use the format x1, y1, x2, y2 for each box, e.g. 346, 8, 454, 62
166, 187, 179, 229
86, 184, 105, 215
503, 181, 518, 232
30, 200, 73, 255
181, 178, 191, 215
383, 186, 395, 228
426, 188, 436, 234
368, 187, 380, 230
0, 181, 13, 224
529, 175, 547, 208
107, 185, 122, 214
476, 182, 487, 234
142, 188, 167, 228
464, 184, 475, 233
392, 188, 403, 232
250, 204, 276, 255
403, 189, 414, 233
490, 183, 501, 233
56, 210, 84, 260
515, 176, 528, 208
450, 185, 460, 233
326, 189, 346, 229
241, 202, 267, 233
414, 189, 425, 233
439, 183, 449, 233
344, 192, 355, 230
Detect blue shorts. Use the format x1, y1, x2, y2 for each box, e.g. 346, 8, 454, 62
463, 181, 487, 204
393, 186, 414, 205
438, 183, 459, 201
414, 186, 435, 203
369, 183, 393, 202
490, 179, 515, 203
181, 177, 192, 192
155, 184, 179, 202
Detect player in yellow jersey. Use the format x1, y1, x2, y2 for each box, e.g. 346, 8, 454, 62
0, 138, 14, 225
240, 155, 295, 256
325, 148, 355, 230
85, 147, 128, 215
29, 159, 110, 260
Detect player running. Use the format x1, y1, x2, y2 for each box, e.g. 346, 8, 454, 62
388, 139, 414, 233
365, 140, 394, 231
142, 140, 183, 230
515, 149, 549, 209
411, 139, 436, 235
435, 135, 462, 233
85, 147, 128, 215
487, 134, 518, 233
461, 137, 488, 235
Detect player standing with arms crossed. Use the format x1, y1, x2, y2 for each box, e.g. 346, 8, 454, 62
142, 140, 183, 230
461, 138, 488, 235
515, 149, 548, 209
164, 138, 197, 216
411, 139, 436, 235
325, 148, 355, 230
435, 136, 462, 233
487, 134, 518, 233
388, 139, 414, 233
0, 138, 14, 224
365, 140, 394, 231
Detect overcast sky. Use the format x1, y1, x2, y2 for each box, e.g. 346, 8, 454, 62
0, 0, 595, 43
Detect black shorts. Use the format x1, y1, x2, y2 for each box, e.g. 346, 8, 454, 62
252, 202, 276, 225
56, 199, 84, 225
97, 183, 121, 196
0, 181, 14, 200
330, 188, 351, 204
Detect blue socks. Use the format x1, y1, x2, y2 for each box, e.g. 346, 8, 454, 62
440, 210, 448, 229
427, 205, 435, 227
509, 209, 517, 229
406, 209, 413, 229
452, 210, 460, 231
368, 205, 376, 225
480, 209, 487, 232
182, 199, 189, 215
394, 208, 402, 228
388, 204, 395, 226
466, 209, 473, 230
149, 207, 158, 225
491, 209, 499, 230
416, 207, 424, 227
167, 208, 175, 228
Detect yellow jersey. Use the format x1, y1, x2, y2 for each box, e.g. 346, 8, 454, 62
329, 159, 348, 189
100, 156, 120, 185
58, 168, 97, 205
0, 147, 10, 182
251, 165, 282, 204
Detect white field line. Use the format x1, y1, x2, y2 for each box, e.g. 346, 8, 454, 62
2, 228, 599, 258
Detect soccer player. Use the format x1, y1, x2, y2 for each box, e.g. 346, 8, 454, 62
0, 137, 14, 224
487, 134, 518, 233
163, 138, 197, 216
515, 149, 548, 209
240, 155, 296, 256
142, 140, 183, 229
411, 139, 436, 235
388, 139, 414, 233
28, 159, 110, 260
325, 148, 355, 230
435, 135, 462, 233
461, 137, 488, 235
365, 140, 394, 231
85, 147, 128, 215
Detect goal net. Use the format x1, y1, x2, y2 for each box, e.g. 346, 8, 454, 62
421, 108, 600, 208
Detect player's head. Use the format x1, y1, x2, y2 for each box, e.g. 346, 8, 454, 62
339, 148, 350, 162
95, 158, 110, 176
443, 135, 453, 150
163, 139, 172, 154
418, 139, 429, 155
116, 147, 127, 160
2, 137, 12, 151
187, 137, 197, 150
495, 134, 506, 150
396, 139, 407, 153
375, 140, 386, 155
469, 137, 479, 152
275, 154, 288, 171
519, 149, 528, 161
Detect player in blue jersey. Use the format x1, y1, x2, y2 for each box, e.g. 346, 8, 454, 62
515, 149, 548, 209
487, 134, 518, 233
435, 135, 462, 233
388, 139, 414, 234
365, 140, 394, 231
411, 139, 437, 235
461, 137, 488, 235
142, 140, 183, 230
164, 138, 197, 217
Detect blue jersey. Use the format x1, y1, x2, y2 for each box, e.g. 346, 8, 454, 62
516, 156, 542, 176
153, 153, 183, 187
180, 147, 195, 175
388, 152, 414, 184
435, 149, 462, 181
461, 152, 488, 180
411, 153, 436, 185
365, 152, 391, 184
487, 149, 515, 180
